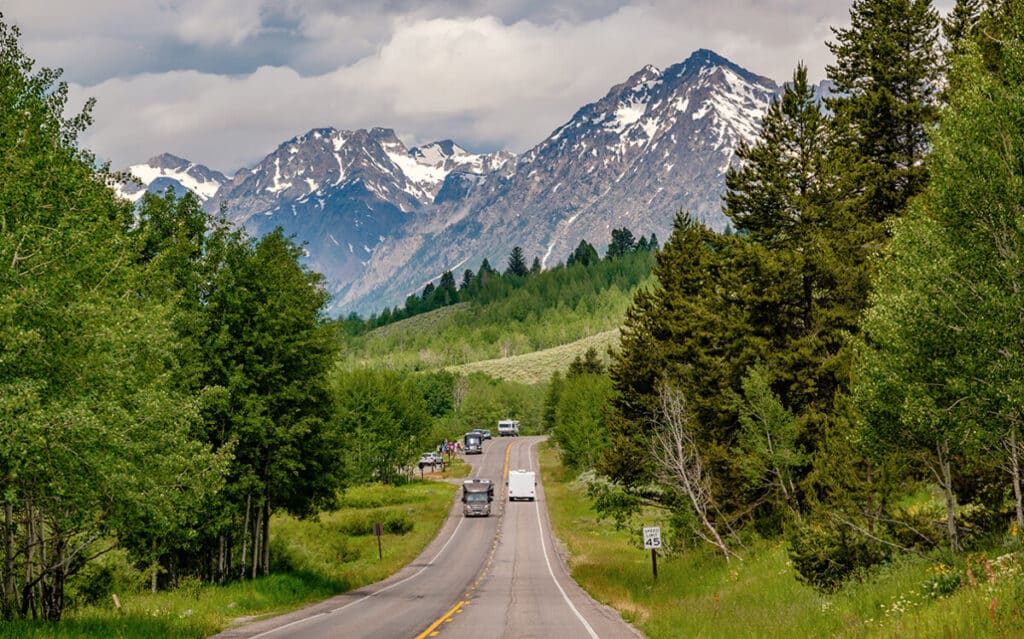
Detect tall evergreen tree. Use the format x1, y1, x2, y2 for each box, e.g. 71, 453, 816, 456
606, 228, 637, 259
826, 0, 942, 224
506, 246, 529, 277
567, 240, 599, 267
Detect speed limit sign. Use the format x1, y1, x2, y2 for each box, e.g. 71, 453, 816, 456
643, 526, 662, 549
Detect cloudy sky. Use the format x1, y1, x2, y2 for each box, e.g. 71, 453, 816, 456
6, 0, 954, 174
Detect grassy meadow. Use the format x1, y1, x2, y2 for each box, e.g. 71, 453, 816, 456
449, 329, 620, 384
538, 444, 1024, 638
0, 481, 456, 639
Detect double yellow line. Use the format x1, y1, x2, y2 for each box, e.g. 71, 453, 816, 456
413, 599, 468, 639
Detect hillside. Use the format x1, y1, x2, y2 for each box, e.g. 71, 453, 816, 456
448, 329, 620, 385
338, 249, 654, 379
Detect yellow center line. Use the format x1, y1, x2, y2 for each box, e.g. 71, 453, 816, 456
503, 437, 512, 481
414, 600, 468, 639
412, 438, 515, 639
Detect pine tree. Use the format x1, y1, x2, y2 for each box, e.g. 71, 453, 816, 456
826, 0, 942, 223
606, 228, 637, 259
506, 246, 528, 277
567, 240, 599, 267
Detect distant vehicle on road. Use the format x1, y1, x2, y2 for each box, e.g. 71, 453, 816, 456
497, 420, 520, 437
464, 431, 483, 454
462, 479, 495, 516
418, 452, 444, 470
508, 469, 536, 501
472, 428, 492, 440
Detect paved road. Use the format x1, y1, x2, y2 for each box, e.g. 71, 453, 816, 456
211, 436, 640, 639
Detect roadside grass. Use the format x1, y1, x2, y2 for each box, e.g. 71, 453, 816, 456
1, 481, 456, 639
538, 444, 1024, 638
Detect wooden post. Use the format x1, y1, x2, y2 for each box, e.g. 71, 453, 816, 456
651, 548, 658, 580
373, 522, 383, 560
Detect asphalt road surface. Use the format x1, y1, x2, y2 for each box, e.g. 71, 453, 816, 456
211, 435, 641, 639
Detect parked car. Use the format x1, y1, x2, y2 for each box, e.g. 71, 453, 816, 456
472, 428, 492, 440
418, 452, 444, 469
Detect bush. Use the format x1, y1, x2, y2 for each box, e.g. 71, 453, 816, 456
337, 514, 374, 536
383, 514, 414, 535
921, 563, 962, 598
788, 521, 891, 592
64, 548, 145, 609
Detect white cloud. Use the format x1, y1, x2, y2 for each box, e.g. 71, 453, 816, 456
18, 0, 957, 172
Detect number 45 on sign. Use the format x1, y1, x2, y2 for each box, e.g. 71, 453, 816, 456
643, 526, 662, 549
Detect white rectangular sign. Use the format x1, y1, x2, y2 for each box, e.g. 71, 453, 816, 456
642, 526, 662, 549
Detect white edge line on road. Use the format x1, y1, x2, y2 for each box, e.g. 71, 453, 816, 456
248, 502, 468, 638
528, 440, 600, 639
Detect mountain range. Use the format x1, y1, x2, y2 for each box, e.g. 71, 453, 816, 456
118, 49, 798, 316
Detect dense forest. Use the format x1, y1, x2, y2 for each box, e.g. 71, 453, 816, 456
540, 0, 1024, 593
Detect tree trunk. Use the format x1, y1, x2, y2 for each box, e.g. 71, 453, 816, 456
260, 502, 271, 576
3, 501, 15, 619
240, 495, 250, 580
218, 535, 226, 585
251, 500, 261, 581
937, 441, 960, 553
151, 540, 159, 593
1010, 425, 1024, 531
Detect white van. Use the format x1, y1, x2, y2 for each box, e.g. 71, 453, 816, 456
507, 469, 536, 501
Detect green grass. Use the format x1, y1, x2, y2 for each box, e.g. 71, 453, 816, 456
538, 444, 1024, 638
448, 329, 620, 384
1, 481, 456, 639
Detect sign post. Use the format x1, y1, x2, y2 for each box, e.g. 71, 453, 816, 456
642, 526, 662, 580
373, 521, 383, 559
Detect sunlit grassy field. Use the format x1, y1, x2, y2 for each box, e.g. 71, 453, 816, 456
538, 444, 1024, 638
1, 481, 456, 639
448, 329, 620, 384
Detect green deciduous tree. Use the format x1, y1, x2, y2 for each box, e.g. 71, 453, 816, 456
0, 16, 223, 619
192, 227, 341, 580
856, 11, 1024, 550
332, 369, 433, 484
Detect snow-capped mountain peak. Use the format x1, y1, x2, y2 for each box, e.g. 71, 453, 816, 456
122, 49, 787, 316
115, 153, 228, 203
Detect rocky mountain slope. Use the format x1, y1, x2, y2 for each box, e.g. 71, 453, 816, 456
121, 49, 784, 316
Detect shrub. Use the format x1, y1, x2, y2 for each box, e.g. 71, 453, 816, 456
921, 563, 962, 598
788, 520, 891, 592
64, 548, 145, 609
383, 514, 414, 535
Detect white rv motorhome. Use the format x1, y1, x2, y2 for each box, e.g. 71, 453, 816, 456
497, 419, 520, 437
462, 479, 495, 516
507, 469, 536, 501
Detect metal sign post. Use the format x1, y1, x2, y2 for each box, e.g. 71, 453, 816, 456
643, 526, 662, 580
373, 521, 383, 559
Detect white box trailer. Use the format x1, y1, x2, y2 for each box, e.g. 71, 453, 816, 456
507, 469, 536, 501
